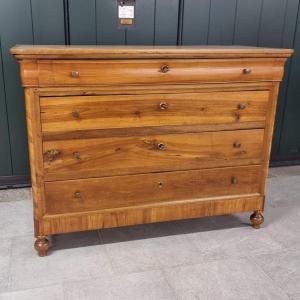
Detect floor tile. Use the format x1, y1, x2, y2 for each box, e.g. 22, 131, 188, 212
100, 222, 203, 271
0, 285, 63, 300
266, 175, 300, 208
0, 201, 33, 239
63, 270, 176, 300
0, 188, 31, 203
164, 258, 289, 300
270, 166, 300, 178
263, 207, 300, 251
251, 249, 300, 296
0, 239, 12, 293
185, 224, 283, 261
8, 234, 112, 291
102, 237, 161, 274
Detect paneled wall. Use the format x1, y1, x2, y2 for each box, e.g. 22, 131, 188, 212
0, 0, 299, 185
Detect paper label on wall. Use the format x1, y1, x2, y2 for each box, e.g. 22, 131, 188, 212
118, 5, 134, 19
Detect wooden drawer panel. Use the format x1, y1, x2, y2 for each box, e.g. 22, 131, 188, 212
44, 165, 262, 214
40, 91, 269, 134
43, 129, 264, 181
37, 59, 283, 86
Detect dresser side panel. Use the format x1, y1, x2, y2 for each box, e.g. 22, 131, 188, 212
24, 88, 46, 235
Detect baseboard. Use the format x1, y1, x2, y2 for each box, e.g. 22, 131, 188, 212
0, 175, 31, 189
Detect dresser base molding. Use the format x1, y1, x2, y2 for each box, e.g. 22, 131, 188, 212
34, 195, 263, 235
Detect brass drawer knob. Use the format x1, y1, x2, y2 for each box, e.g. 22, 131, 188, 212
159, 102, 169, 110
157, 143, 166, 150
71, 70, 80, 78
238, 103, 247, 110
233, 142, 241, 148
72, 111, 80, 119
73, 152, 81, 160
158, 182, 163, 188
231, 177, 239, 184
243, 68, 252, 74
74, 191, 81, 199
44, 149, 60, 161
160, 64, 170, 73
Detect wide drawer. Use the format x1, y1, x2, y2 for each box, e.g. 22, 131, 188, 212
40, 90, 269, 134
44, 165, 262, 214
43, 129, 264, 181
37, 58, 283, 86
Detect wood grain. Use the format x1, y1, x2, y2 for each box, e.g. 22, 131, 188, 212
43, 129, 265, 181
33, 58, 285, 87
38, 195, 264, 235
11, 45, 293, 60
40, 91, 270, 134
44, 165, 262, 215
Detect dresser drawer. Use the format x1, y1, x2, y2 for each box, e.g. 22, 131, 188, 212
43, 129, 264, 181
40, 90, 269, 135
37, 58, 283, 86
44, 165, 262, 214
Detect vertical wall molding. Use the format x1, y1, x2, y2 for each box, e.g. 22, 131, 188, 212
64, 0, 71, 45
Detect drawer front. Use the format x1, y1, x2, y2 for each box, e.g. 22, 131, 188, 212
43, 129, 264, 181
38, 58, 283, 86
44, 165, 262, 214
40, 91, 269, 134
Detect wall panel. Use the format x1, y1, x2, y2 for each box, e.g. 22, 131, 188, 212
96, 0, 126, 45
126, 0, 156, 45
0, 38, 12, 176
0, 0, 33, 175
154, 0, 180, 45
31, 0, 65, 44
234, 0, 262, 46
181, 0, 210, 45
208, 0, 237, 45
69, 0, 97, 44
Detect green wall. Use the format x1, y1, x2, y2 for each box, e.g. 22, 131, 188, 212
0, 0, 300, 184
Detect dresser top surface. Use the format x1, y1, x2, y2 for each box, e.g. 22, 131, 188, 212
11, 45, 293, 60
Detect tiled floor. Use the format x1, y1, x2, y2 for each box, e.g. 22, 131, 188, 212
0, 166, 299, 299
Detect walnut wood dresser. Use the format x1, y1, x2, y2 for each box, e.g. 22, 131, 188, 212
11, 45, 292, 256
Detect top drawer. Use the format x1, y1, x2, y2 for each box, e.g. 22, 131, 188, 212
36, 58, 284, 86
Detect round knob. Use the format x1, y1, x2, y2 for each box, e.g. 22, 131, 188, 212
72, 111, 80, 119
231, 177, 239, 184
157, 143, 166, 150
71, 71, 80, 78
74, 191, 81, 199
73, 151, 81, 160
161, 65, 170, 73
238, 103, 247, 110
243, 68, 252, 74
159, 102, 169, 110
233, 142, 241, 149
158, 182, 163, 188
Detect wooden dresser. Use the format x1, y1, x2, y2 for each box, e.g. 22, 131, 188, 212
11, 46, 292, 256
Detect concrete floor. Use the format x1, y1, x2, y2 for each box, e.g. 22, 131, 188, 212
0, 166, 299, 300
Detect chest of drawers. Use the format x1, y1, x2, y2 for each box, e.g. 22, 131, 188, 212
11, 46, 292, 256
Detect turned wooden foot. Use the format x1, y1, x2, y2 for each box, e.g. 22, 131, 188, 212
34, 236, 49, 257
250, 211, 264, 229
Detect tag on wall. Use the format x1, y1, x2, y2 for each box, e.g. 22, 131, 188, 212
118, 0, 135, 27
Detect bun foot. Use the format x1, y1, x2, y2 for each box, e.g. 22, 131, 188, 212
250, 211, 264, 229
34, 236, 49, 257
